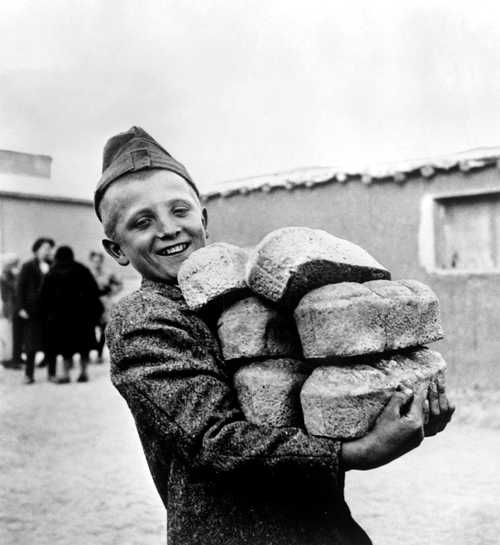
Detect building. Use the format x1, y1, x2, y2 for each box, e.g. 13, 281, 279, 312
203, 147, 500, 389
0, 150, 138, 361
1, 147, 499, 388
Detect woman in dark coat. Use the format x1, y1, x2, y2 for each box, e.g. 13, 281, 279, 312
17, 237, 55, 382
40, 246, 102, 383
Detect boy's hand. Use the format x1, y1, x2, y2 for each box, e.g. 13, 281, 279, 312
423, 376, 455, 437
341, 386, 427, 471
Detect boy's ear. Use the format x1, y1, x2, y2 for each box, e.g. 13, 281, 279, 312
202, 208, 208, 237
102, 239, 130, 267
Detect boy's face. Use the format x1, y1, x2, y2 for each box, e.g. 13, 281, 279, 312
101, 170, 207, 283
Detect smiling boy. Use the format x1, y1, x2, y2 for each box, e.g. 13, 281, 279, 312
95, 127, 453, 545
99, 169, 207, 282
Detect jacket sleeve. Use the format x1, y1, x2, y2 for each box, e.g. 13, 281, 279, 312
16, 263, 30, 312
108, 294, 343, 486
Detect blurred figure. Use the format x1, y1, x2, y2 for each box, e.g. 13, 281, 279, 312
0, 254, 23, 368
88, 251, 122, 362
40, 246, 103, 383
17, 237, 55, 383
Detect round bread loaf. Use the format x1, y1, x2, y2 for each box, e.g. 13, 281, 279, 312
300, 348, 447, 439
234, 358, 310, 427
294, 279, 443, 360
178, 242, 250, 311
246, 226, 390, 308
217, 296, 302, 362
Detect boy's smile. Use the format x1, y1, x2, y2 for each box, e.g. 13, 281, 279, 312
158, 243, 190, 256
101, 170, 207, 283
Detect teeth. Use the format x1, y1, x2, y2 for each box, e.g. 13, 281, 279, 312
161, 243, 188, 256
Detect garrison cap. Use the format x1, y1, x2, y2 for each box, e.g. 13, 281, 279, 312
94, 126, 199, 220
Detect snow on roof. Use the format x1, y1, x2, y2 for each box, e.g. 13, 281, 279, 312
201, 146, 500, 201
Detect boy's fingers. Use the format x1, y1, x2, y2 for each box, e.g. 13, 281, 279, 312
436, 373, 446, 392
438, 391, 450, 413
443, 401, 456, 422
428, 381, 440, 415
408, 386, 427, 420
388, 387, 413, 415
423, 399, 430, 425
436, 374, 450, 412
425, 400, 456, 437
400, 379, 412, 390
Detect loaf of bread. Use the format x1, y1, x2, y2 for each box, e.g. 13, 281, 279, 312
178, 242, 250, 311
234, 358, 310, 427
294, 279, 443, 359
246, 227, 390, 308
217, 296, 302, 362
300, 348, 447, 439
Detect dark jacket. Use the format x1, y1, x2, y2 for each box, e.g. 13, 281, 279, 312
17, 258, 44, 317
40, 260, 102, 357
107, 278, 371, 545
16, 258, 46, 351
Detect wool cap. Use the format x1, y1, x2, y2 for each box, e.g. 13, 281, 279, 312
94, 126, 199, 220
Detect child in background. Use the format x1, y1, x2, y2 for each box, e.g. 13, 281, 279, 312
88, 250, 122, 362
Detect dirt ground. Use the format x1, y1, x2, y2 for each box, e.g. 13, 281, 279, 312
1, 362, 499, 545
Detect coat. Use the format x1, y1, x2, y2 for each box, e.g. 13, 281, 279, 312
16, 258, 47, 352
106, 278, 371, 545
39, 261, 102, 357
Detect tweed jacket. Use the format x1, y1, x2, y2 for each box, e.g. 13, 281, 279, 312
107, 278, 371, 545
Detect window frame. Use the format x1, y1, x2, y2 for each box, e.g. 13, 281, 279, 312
419, 187, 500, 275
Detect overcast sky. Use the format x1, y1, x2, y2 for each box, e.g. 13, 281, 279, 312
2, 0, 500, 198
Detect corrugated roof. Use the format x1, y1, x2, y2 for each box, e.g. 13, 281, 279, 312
201, 146, 500, 201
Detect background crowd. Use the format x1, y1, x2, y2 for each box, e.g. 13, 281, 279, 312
0, 238, 122, 384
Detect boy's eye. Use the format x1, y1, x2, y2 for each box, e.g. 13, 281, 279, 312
173, 207, 189, 217
134, 217, 153, 229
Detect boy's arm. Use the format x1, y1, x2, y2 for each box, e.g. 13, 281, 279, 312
109, 297, 342, 485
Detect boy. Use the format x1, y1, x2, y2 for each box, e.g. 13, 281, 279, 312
95, 127, 453, 545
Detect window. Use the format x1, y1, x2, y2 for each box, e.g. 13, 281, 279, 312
433, 191, 500, 271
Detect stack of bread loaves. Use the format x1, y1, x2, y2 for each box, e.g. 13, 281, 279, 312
178, 227, 446, 440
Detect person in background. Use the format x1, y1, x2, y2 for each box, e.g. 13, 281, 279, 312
40, 246, 103, 383
17, 237, 55, 383
88, 251, 123, 362
0, 254, 23, 368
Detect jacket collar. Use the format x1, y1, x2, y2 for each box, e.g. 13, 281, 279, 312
140, 277, 185, 301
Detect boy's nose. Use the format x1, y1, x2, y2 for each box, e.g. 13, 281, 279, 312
156, 216, 181, 239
